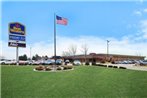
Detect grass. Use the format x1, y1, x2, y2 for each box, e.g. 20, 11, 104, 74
1, 65, 147, 98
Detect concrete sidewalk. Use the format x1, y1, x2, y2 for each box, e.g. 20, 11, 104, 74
107, 64, 147, 71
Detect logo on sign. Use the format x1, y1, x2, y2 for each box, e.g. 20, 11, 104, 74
9, 23, 25, 35
9, 42, 18, 47
8, 42, 26, 47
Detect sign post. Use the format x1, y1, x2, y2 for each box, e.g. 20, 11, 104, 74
16, 46, 19, 65
8, 22, 26, 65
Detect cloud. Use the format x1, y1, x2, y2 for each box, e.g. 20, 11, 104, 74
139, 0, 144, 4
134, 8, 147, 16
1, 35, 147, 60
134, 10, 142, 16
140, 20, 147, 39
143, 8, 147, 13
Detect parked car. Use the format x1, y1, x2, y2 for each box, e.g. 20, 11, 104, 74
5, 60, 13, 65
32, 61, 41, 65
122, 60, 129, 64
113, 61, 122, 64
64, 60, 70, 65
27, 60, 34, 65
44, 60, 54, 65
19, 60, 28, 65
11, 60, 16, 65
0, 59, 6, 65
56, 59, 63, 65
48, 59, 63, 65
73, 60, 81, 65
5, 60, 14, 65
135, 60, 147, 66
139, 60, 147, 66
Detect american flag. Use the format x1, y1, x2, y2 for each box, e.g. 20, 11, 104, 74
56, 15, 68, 25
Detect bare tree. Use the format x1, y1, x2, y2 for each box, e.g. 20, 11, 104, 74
69, 44, 77, 56
136, 52, 142, 56
62, 51, 71, 56
81, 44, 88, 62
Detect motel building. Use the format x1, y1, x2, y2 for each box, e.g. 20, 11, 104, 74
63, 53, 145, 64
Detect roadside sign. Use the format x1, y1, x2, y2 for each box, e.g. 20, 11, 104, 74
8, 22, 26, 65
8, 22, 26, 48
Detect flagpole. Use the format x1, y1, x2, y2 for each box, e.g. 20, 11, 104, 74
54, 13, 56, 69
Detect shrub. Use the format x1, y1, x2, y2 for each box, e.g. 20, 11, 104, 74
63, 65, 73, 70
67, 66, 73, 69
35, 65, 44, 71
63, 66, 68, 70
92, 62, 96, 65
113, 66, 118, 68
97, 64, 103, 66
97, 64, 101, 66
100, 60, 105, 63
57, 67, 62, 70
119, 66, 127, 69
108, 65, 113, 68
103, 65, 107, 67
96, 64, 107, 67
45, 66, 52, 71
93, 64, 98, 66
111, 61, 115, 64
85, 62, 89, 65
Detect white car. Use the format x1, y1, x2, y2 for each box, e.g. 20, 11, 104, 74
32, 60, 41, 65
139, 60, 147, 66
44, 60, 54, 65
0, 59, 6, 65
19, 60, 28, 65
73, 60, 81, 65
5, 60, 13, 65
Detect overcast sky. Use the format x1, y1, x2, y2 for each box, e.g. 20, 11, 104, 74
1, 0, 147, 59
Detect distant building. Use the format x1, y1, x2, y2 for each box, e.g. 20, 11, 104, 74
63, 53, 145, 63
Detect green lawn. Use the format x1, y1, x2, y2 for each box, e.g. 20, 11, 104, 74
1, 65, 147, 98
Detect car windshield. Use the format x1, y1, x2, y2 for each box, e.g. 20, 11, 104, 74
74, 60, 80, 62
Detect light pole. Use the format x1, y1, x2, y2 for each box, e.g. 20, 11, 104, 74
107, 40, 110, 58
30, 47, 32, 61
